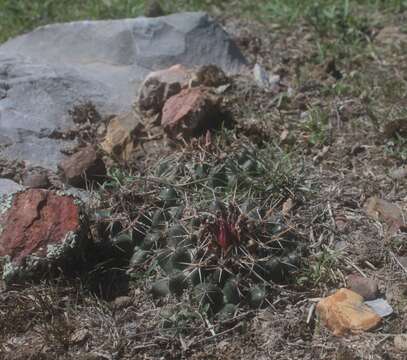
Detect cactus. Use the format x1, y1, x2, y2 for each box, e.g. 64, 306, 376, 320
159, 188, 178, 208
167, 224, 188, 248
193, 283, 224, 314
151, 279, 170, 299
157, 249, 173, 274
170, 248, 192, 271
248, 285, 266, 308
223, 279, 241, 305
217, 303, 237, 320
130, 248, 151, 266
169, 272, 188, 295
140, 232, 161, 251
111, 232, 134, 253
151, 210, 170, 230
190, 267, 208, 286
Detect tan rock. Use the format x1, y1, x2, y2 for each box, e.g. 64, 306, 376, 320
316, 288, 382, 336
282, 198, 294, 215
161, 86, 222, 139
101, 112, 143, 161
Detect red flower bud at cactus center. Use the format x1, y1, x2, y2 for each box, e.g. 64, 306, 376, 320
216, 218, 238, 250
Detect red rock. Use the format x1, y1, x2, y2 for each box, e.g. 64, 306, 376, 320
58, 145, 106, 188
346, 274, 379, 301
138, 64, 192, 115
161, 87, 222, 139
0, 189, 88, 284
316, 288, 382, 336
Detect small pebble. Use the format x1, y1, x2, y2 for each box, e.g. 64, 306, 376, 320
253, 63, 270, 89
113, 296, 133, 309
346, 274, 379, 301
22, 169, 50, 189
394, 334, 407, 352
71, 328, 91, 345
390, 166, 407, 180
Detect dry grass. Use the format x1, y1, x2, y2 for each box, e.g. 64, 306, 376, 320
1, 1, 407, 359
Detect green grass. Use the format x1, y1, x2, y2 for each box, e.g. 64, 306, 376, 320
0, 0, 204, 43
1, 0, 407, 43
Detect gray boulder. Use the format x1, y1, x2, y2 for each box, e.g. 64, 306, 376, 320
0, 178, 23, 197
0, 12, 247, 170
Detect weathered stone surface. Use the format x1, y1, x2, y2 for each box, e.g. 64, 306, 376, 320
346, 274, 379, 301
0, 12, 247, 171
0, 178, 23, 197
161, 87, 222, 139
101, 112, 143, 161
22, 168, 50, 189
0, 189, 89, 284
138, 64, 192, 115
316, 288, 382, 336
58, 146, 106, 188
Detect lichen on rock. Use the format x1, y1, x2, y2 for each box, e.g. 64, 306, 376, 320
0, 189, 90, 284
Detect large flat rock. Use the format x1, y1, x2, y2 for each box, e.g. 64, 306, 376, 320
0, 12, 247, 170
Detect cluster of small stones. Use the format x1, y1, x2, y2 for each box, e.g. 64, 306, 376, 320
137, 64, 228, 140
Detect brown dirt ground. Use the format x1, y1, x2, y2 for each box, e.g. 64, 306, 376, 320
1, 9, 407, 360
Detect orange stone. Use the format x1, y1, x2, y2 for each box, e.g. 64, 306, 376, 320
316, 288, 382, 336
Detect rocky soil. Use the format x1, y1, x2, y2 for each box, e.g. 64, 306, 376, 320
1, 3, 407, 360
